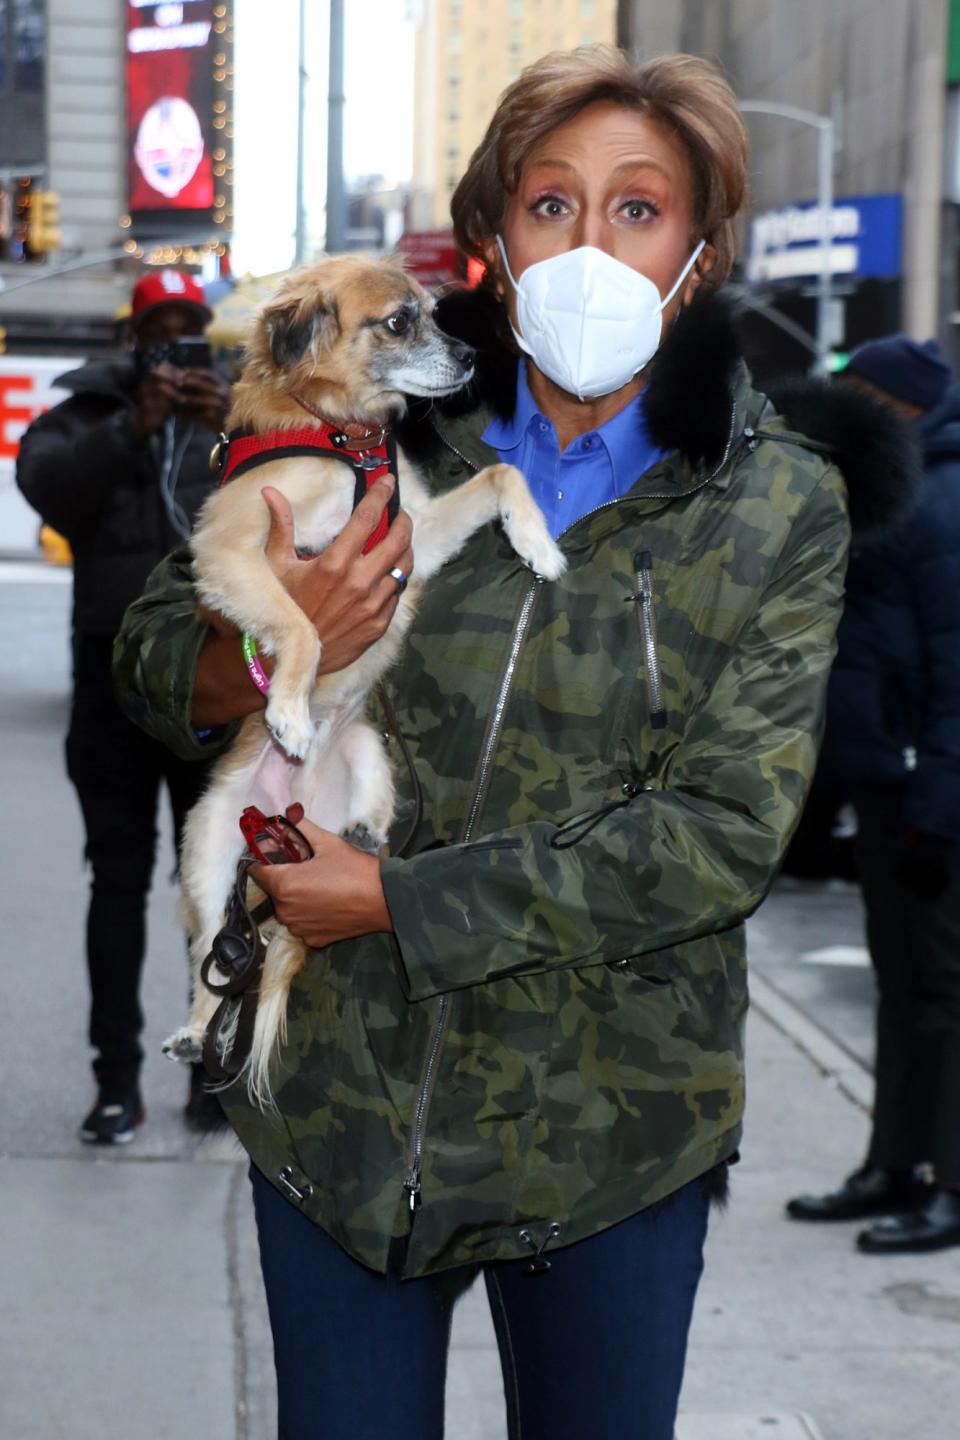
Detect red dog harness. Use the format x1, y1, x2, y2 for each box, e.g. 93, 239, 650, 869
212, 421, 400, 554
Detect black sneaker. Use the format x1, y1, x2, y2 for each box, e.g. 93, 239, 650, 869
79, 1090, 144, 1145
184, 1063, 227, 1133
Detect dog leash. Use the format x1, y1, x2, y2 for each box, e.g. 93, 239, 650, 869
199, 861, 275, 1084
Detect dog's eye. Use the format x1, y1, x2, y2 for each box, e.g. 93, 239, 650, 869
385, 310, 411, 335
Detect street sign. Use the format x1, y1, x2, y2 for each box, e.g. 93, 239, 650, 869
747, 194, 903, 284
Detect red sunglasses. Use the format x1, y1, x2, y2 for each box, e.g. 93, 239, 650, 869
239, 806, 313, 866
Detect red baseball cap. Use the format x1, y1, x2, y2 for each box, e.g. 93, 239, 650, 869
130, 269, 212, 329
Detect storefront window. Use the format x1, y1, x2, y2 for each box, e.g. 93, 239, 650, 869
13, 0, 44, 93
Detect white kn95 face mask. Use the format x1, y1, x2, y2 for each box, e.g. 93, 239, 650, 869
496, 236, 706, 401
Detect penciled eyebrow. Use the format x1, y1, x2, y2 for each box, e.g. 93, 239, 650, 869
524, 158, 672, 183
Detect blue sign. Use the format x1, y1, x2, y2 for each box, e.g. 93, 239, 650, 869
747, 193, 902, 284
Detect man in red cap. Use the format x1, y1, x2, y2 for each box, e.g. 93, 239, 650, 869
17, 270, 231, 1143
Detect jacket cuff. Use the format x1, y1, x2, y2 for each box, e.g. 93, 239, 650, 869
112, 609, 239, 762
380, 833, 543, 1000
380, 855, 435, 1000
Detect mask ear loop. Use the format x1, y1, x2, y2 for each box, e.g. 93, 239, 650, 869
495, 235, 537, 362
495, 233, 520, 290
657, 239, 707, 313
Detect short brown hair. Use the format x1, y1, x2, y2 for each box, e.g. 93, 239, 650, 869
451, 45, 749, 290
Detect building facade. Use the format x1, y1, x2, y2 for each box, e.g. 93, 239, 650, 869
0, 0, 46, 168
410, 0, 618, 231
622, 0, 955, 370
0, 0, 233, 355
0, 0, 131, 351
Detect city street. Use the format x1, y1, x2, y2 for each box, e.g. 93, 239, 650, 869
4, 564, 960, 1440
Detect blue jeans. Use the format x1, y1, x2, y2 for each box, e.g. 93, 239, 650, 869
250, 1164, 710, 1440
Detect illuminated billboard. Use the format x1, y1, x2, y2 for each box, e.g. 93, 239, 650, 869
126, 1, 233, 236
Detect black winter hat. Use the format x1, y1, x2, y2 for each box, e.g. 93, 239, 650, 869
844, 335, 952, 412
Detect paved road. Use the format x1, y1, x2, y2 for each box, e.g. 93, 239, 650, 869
4, 564, 959, 1440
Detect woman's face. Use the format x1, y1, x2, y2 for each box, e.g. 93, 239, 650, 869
487, 101, 712, 330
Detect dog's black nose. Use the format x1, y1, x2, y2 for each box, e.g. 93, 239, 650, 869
449, 340, 475, 370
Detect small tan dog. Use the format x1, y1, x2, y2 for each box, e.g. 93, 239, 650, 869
165, 255, 564, 1105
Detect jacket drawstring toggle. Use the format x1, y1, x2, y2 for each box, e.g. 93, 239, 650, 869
518, 1221, 562, 1275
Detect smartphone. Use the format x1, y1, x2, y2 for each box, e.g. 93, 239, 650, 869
170, 336, 212, 370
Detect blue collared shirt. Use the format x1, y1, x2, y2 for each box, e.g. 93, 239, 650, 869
482, 365, 671, 539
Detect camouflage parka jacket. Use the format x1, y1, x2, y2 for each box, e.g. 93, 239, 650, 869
113, 290, 918, 1278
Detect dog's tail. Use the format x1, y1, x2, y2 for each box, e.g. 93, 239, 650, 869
242, 932, 306, 1111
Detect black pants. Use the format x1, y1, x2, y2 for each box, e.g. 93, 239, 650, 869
853, 786, 960, 1180
66, 635, 209, 1096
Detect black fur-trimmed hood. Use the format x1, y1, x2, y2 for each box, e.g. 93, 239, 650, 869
399, 287, 921, 539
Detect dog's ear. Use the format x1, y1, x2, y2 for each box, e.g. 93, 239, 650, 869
266, 298, 339, 367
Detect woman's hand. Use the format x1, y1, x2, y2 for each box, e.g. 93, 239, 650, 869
261, 478, 414, 675
191, 475, 414, 727
249, 811, 394, 949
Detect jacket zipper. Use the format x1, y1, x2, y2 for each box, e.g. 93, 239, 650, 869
432, 425, 478, 473
402, 572, 543, 1215
464, 578, 542, 837
404, 422, 546, 1219
632, 550, 667, 729
401, 406, 738, 1216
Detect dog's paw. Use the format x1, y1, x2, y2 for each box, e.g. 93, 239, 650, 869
264, 698, 315, 760
341, 823, 385, 855
163, 1027, 203, 1064
507, 520, 567, 581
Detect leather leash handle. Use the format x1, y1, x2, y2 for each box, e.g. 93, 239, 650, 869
202, 986, 262, 1084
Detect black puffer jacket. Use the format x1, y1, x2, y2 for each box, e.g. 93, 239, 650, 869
16, 358, 220, 636
817, 382, 960, 840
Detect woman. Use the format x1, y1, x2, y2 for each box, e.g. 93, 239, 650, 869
114, 46, 914, 1440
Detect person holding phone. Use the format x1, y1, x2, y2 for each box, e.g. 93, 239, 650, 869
17, 269, 231, 1143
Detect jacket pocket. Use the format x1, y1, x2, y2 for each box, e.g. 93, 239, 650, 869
605, 953, 678, 989
461, 836, 524, 854
632, 550, 667, 731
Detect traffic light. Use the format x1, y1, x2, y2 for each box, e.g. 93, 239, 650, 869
28, 191, 61, 254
